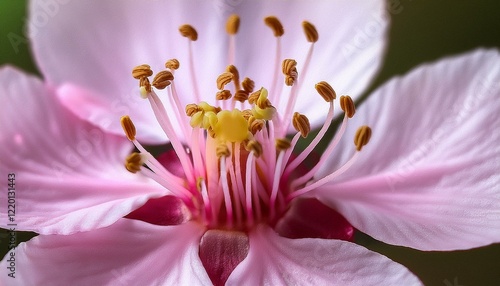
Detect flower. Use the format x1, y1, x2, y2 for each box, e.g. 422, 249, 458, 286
1, 0, 499, 285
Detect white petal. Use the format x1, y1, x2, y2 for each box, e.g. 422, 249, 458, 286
314, 49, 500, 250
226, 226, 422, 285
0, 220, 212, 285
29, 0, 389, 140
0, 66, 166, 235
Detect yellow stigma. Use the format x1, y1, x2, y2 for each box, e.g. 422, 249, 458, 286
213, 109, 249, 143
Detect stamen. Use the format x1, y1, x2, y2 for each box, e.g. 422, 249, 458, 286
120, 115, 136, 141
248, 88, 261, 104
139, 77, 152, 97
179, 24, 198, 41
226, 14, 240, 35
354, 125, 372, 151
285, 100, 334, 174
245, 151, 255, 226
282, 59, 298, 86
226, 65, 241, 91
248, 116, 265, 135
197, 178, 212, 224
315, 81, 336, 102
292, 112, 311, 138
246, 140, 263, 157
233, 90, 249, 102
275, 138, 291, 151
241, 77, 255, 93
179, 24, 201, 102
216, 143, 231, 158
185, 103, 200, 116
264, 16, 283, 103
124, 152, 144, 173
264, 16, 284, 37
302, 21, 319, 43
340, 95, 355, 118
289, 151, 361, 200
152, 70, 174, 89
165, 59, 180, 70
216, 90, 232, 101
219, 156, 233, 227
217, 72, 233, 90
132, 64, 153, 79
226, 14, 240, 65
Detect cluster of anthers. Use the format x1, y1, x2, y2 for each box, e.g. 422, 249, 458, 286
120, 14, 372, 231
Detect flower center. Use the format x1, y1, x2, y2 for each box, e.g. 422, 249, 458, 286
121, 14, 371, 231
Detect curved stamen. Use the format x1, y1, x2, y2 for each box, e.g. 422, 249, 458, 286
179, 24, 201, 102
288, 151, 361, 201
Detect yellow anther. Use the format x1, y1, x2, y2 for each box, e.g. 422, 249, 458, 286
285, 74, 297, 86
217, 72, 233, 90
152, 71, 174, 89
120, 115, 136, 141
196, 177, 204, 191
165, 59, 180, 70
248, 89, 261, 104
282, 59, 298, 86
216, 143, 231, 158
315, 81, 336, 102
241, 109, 253, 120
213, 109, 249, 143
125, 152, 145, 173
354, 125, 372, 151
234, 90, 249, 102
179, 24, 198, 41
242, 77, 255, 93
302, 21, 319, 43
340, 95, 355, 118
216, 90, 232, 101
139, 77, 152, 96
185, 103, 200, 116
264, 16, 284, 37
246, 140, 263, 157
248, 116, 265, 134
226, 14, 240, 35
292, 112, 311, 138
282, 59, 297, 75
226, 65, 240, 90
275, 138, 291, 151
132, 64, 153, 79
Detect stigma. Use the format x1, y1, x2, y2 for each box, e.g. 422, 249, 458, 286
121, 14, 371, 231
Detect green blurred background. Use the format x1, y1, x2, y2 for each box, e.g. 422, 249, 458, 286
1, 0, 499, 285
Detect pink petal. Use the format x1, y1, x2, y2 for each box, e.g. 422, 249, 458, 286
199, 229, 249, 286
29, 0, 389, 140
0, 67, 166, 235
314, 49, 500, 250
0, 220, 212, 285
226, 226, 422, 285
